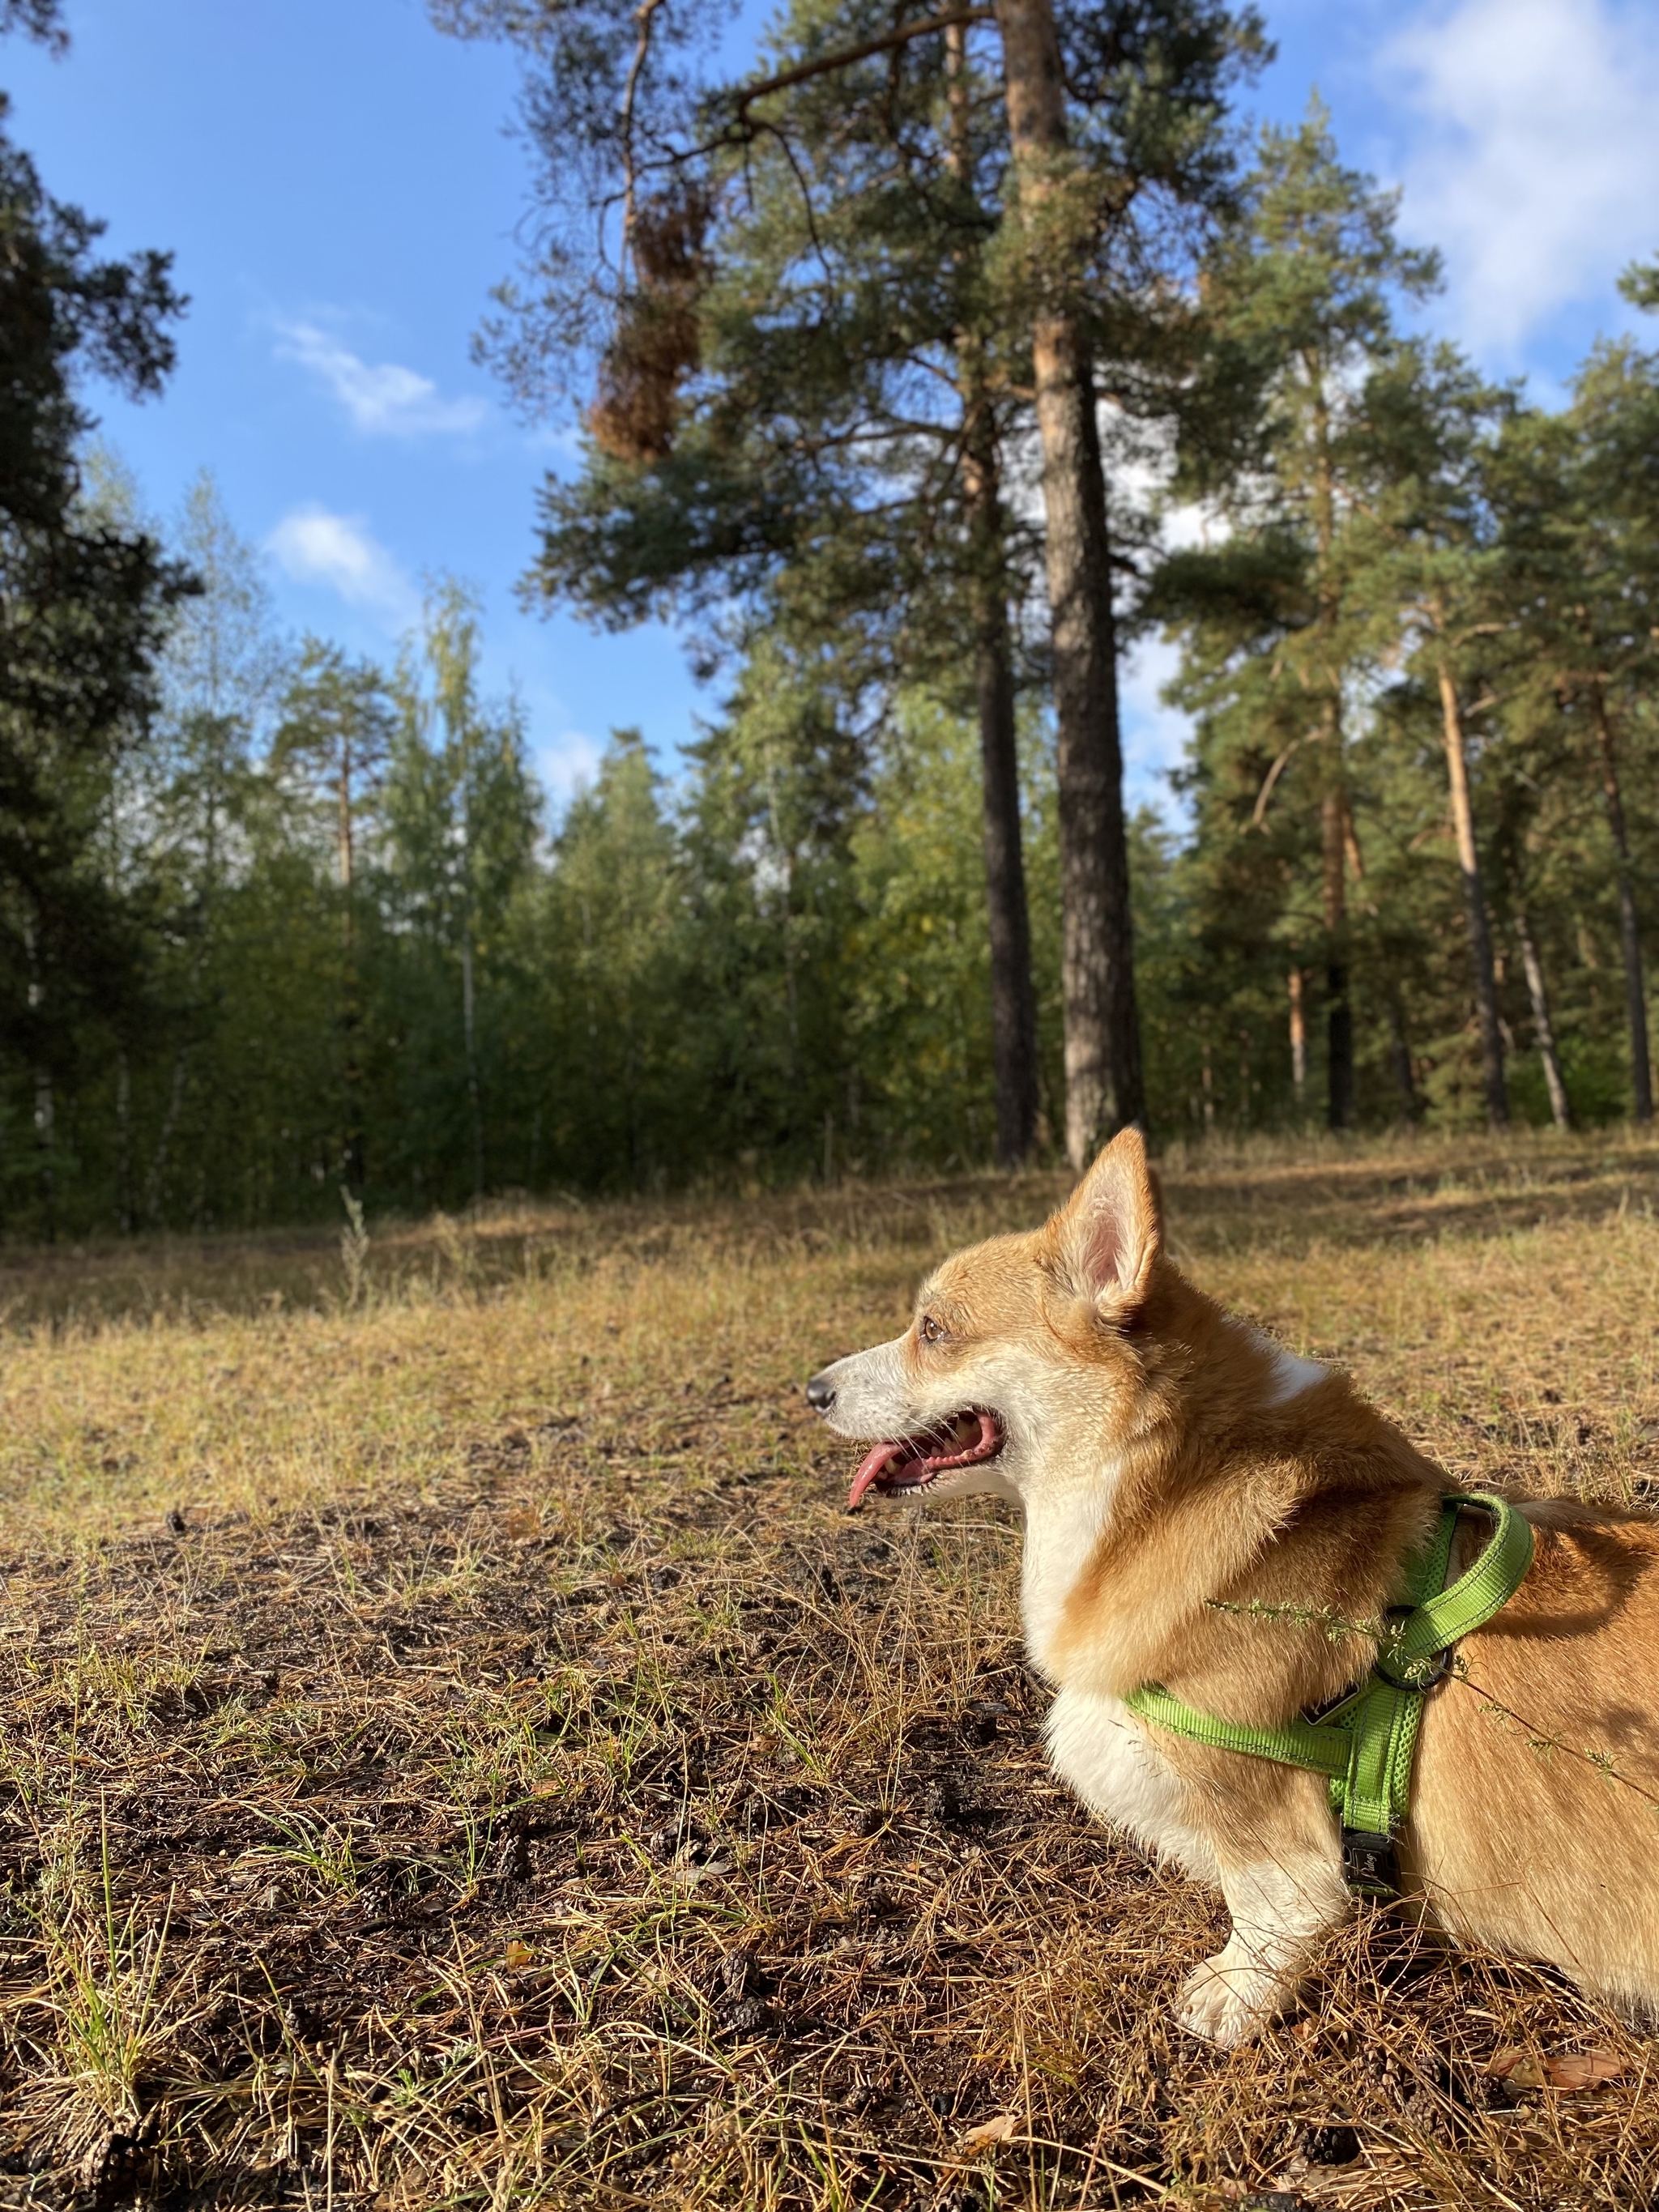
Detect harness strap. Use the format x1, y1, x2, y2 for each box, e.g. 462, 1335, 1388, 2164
1387, 1491, 1537, 1677
1124, 1491, 1534, 1895
1124, 1683, 1350, 1780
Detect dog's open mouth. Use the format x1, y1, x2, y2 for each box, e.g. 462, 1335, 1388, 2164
847, 1410, 1005, 1511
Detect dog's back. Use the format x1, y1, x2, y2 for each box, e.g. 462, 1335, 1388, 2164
1415, 1500, 1659, 2013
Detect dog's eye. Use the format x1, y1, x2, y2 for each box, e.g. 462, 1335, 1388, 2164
919, 1314, 945, 1344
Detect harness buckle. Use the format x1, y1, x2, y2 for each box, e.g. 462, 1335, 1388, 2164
1341, 1828, 1399, 1896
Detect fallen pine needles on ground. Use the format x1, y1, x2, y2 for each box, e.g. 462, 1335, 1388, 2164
2, 1128, 1658, 2207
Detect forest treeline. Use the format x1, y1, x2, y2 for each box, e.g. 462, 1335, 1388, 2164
3, 0, 1658, 1234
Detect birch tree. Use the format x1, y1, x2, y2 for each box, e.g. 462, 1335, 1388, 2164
385, 584, 539, 1201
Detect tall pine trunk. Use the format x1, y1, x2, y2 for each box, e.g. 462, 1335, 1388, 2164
1515, 906, 1572, 1129
970, 540, 1040, 1166
1320, 781, 1352, 1130
1588, 683, 1653, 1123
1436, 658, 1508, 1127
950, 20, 1038, 1166
1309, 383, 1354, 1132
1288, 968, 1307, 1108
995, 0, 1143, 1167
461, 922, 484, 1201
962, 399, 1038, 1166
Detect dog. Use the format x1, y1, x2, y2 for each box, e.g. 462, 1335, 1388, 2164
805, 1129, 1659, 2045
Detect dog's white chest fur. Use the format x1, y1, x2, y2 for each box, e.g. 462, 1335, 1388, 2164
1018, 1476, 1107, 1673
1020, 1468, 1217, 1882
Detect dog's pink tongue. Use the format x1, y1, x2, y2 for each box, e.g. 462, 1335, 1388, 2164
848, 1443, 902, 1511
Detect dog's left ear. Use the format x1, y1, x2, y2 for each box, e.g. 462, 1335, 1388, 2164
1054, 1127, 1163, 1322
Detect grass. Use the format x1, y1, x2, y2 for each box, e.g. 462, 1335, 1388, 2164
2, 1127, 1659, 2206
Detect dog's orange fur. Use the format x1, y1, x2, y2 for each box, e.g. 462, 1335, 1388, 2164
1414, 1501, 1659, 2009
812, 1128, 1659, 2038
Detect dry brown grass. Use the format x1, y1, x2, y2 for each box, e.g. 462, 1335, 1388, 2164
2, 1129, 1659, 2208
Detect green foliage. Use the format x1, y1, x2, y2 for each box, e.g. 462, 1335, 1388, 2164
0, 99, 188, 1226
376, 584, 541, 1203
0, 497, 177, 1161
845, 694, 1065, 1166
6, 24, 1659, 1227
516, 730, 690, 1189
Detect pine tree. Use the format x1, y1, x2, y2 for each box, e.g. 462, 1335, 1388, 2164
522, 1, 1049, 1164
271, 641, 396, 1191
1353, 343, 1519, 1127
529, 730, 693, 1189
433, 0, 1265, 1163
1487, 359, 1659, 1124
1566, 344, 1659, 1124
0, 94, 187, 1230
1157, 106, 1441, 1128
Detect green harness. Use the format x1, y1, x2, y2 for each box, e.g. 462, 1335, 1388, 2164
1124, 1492, 1535, 1895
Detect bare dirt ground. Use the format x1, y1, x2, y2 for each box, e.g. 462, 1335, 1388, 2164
2, 1130, 1659, 2209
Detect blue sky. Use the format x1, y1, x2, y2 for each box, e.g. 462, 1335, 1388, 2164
7, 0, 1657, 814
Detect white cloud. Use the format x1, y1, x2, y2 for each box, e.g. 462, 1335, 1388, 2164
1384, 0, 1659, 354
274, 318, 488, 437
267, 505, 418, 626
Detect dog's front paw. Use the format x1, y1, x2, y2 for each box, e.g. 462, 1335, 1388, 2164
1174, 1952, 1288, 2048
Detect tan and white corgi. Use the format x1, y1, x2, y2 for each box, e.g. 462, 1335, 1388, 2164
806, 1130, 1659, 2046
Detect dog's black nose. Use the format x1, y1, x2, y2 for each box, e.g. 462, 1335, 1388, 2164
805, 1371, 836, 1413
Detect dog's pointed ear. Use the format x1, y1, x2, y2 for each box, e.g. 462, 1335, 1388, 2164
1052, 1127, 1162, 1321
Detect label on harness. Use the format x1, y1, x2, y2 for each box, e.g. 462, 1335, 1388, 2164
1341, 1827, 1399, 1896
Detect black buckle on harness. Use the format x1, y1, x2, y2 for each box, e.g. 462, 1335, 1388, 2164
1341, 1829, 1399, 1896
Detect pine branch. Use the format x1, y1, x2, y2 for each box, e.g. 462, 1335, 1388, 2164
733, 8, 995, 115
